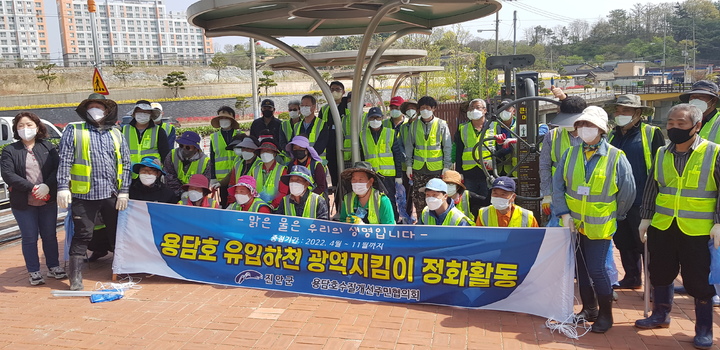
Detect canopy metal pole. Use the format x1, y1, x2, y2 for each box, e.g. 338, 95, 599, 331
391, 73, 412, 99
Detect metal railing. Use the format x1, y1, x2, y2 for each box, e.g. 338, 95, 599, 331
616, 83, 693, 95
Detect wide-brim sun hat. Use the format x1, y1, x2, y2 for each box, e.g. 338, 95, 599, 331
133, 101, 161, 119
228, 175, 259, 198
227, 136, 258, 151
441, 170, 466, 193
132, 156, 166, 175
182, 174, 211, 194
399, 99, 418, 114
679, 80, 719, 103
280, 165, 315, 188
210, 115, 240, 129
607, 94, 654, 115
257, 141, 279, 153
285, 135, 321, 161
574, 106, 609, 134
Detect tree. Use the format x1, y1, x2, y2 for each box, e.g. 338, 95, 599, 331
34, 63, 57, 91
209, 55, 228, 82
258, 70, 277, 97
113, 60, 133, 87
163, 71, 187, 98
461, 52, 500, 100
235, 97, 251, 117
321, 71, 333, 84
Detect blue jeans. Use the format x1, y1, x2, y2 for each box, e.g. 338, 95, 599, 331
14, 204, 60, 273
576, 234, 612, 296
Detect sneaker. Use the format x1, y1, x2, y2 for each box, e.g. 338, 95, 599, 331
712, 295, 720, 307
47, 266, 67, 279
29, 271, 45, 285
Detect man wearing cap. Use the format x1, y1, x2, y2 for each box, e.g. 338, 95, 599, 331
249, 140, 287, 204
361, 106, 404, 220
383, 96, 406, 130
279, 100, 302, 151
129, 156, 177, 203
477, 177, 538, 227
442, 170, 481, 223
164, 131, 212, 197
553, 106, 635, 333
294, 95, 329, 159
122, 100, 169, 176
680, 80, 720, 144
250, 99, 282, 142
418, 178, 472, 226
210, 106, 240, 206
150, 102, 176, 150
178, 174, 219, 208
277, 165, 328, 220
226, 175, 271, 213
221, 134, 260, 189
398, 99, 419, 218
635, 104, 720, 349
607, 94, 664, 290
539, 96, 587, 226
453, 98, 494, 209
339, 161, 395, 225
278, 136, 328, 209
57, 94, 131, 291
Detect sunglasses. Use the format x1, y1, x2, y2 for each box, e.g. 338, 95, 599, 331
288, 108, 299, 112
180, 145, 195, 151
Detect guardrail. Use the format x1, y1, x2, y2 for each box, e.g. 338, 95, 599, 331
616, 83, 693, 95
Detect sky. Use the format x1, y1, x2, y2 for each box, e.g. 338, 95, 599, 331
42, 0, 678, 61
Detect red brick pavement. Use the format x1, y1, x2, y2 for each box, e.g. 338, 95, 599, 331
1, 230, 719, 349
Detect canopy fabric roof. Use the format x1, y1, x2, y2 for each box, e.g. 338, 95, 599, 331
332, 65, 444, 79
265, 49, 427, 70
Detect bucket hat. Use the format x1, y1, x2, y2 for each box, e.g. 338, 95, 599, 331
132, 156, 166, 175
680, 80, 719, 103
229, 175, 259, 198
607, 94, 654, 114
442, 170, 466, 193
285, 135, 321, 161
574, 106, 609, 134
280, 165, 315, 188
400, 99, 418, 114
257, 141, 279, 153
176, 131, 201, 150
182, 174, 211, 194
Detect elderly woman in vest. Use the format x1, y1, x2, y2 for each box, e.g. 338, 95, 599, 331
250, 140, 286, 204
164, 131, 213, 197
276, 165, 328, 220
178, 174, 219, 208
553, 106, 636, 333
442, 170, 483, 223
226, 175, 271, 213
339, 161, 395, 224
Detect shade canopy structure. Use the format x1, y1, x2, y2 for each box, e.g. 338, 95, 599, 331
265, 49, 427, 73
188, 0, 501, 170
333, 65, 445, 107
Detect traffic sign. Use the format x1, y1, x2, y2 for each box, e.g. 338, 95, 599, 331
92, 68, 109, 95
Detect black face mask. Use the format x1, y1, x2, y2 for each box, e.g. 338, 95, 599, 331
262, 110, 274, 118
668, 125, 696, 144
293, 150, 307, 159
180, 148, 196, 159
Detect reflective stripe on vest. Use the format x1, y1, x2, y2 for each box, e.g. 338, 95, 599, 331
179, 196, 219, 208
478, 205, 532, 227
283, 193, 320, 218
562, 145, 621, 239
360, 127, 396, 176
550, 127, 571, 176
172, 149, 209, 184
458, 122, 495, 171
211, 130, 237, 180
293, 117, 326, 157
699, 110, 720, 144
251, 162, 285, 201
458, 190, 475, 222
281, 120, 295, 144
232, 158, 260, 184
122, 125, 160, 179
343, 189, 382, 224
412, 118, 443, 171
608, 123, 659, 175
70, 123, 123, 194
421, 206, 471, 226
652, 140, 719, 236
228, 198, 269, 212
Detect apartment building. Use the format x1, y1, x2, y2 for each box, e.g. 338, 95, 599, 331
0, 0, 50, 67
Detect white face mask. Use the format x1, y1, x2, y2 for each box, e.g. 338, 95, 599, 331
289, 110, 300, 119
300, 106, 312, 117
499, 111, 513, 122
139, 173, 157, 186
467, 110, 484, 121
390, 109, 402, 119
352, 182, 369, 196
425, 196, 443, 211
241, 150, 255, 160
289, 182, 305, 196
491, 196, 511, 211
260, 152, 275, 163
235, 193, 251, 205
578, 126, 600, 144
134, 112, 151, 124
615, 115, 633, 127
689, 98, 709, 112
18, 127, 37, 141
87, 107, 105, 121
420, 109, 433, 120
187, 190, 204, 202
219, 119, 232, 129
406, 109, 417, 119
446, 184, 457, 197
368, 120, 382, 129
331, 91, 343, 101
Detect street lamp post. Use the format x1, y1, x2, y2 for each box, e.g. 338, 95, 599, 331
476, 11, 499, 55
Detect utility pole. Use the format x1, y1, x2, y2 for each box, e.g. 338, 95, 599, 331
513, 11, 517, 55
692, 16, 696, 84
250, 38, 259, 119
662, 13, 666, 84
495, 11, 499, 55
88, 0, 101, 70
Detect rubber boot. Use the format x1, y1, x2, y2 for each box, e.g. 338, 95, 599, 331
635, 284, 673, 329
68, 255, 84, 291
694, 298, 713, 349
574, 284, 598, 322
591, 294, 614, 333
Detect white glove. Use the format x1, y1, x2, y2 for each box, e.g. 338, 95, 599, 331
33, 183, 49, 198
561, 214, 576, 233
180, 191, 189, 200
638, 219, 651, 244
711, 224, 720, 249
483, 159, 493, 170
116, 193, 129, 211
209, 179, 220, 190
395, 178, 403, 185
57, 190, 72, 209
541, 195, 552, 216
442, 168, 450, 175
406, 167, 413, 179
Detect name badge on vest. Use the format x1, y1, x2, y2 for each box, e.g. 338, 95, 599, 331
577, 186, 590, 196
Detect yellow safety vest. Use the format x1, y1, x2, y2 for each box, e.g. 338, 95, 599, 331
343, 189, 384, 224
360, 127, 396, 177
211, 130, 237, 181
122, 125, 160, 178
281, 120, 296, 144
458, 122, 495, 171
495, 122, 517, 177
478, 205, 534, 227
699, 110, 720, 144
412, 118, 444, 171
550, 127, 571, 176
383, 117, 406, 130
160, 122, 176, 145
651, 140, 719, 236
171, 149, 209, 185
232, 157, 260, 184
456, 190, 475, 222
227, 198, 270, 212
293, 117, 326, 156
70, 123, 123, 194
608, 123, 659, 174
420, 206, 472, 226
250, 161, 286, 202
562, 144, 622, 240
283, 193, 321, 218
321, 105, 353, 161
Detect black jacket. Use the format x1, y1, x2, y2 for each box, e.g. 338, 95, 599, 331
0, 140, 59, 209
129, 178, 178, 204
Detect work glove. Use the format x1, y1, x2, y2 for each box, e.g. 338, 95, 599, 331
406, 167, 413, 179
116, 193, 129, 211
551, 85, 567, 100
494, 134, 507, 143
209, 179, 220, 190
395, 178, 403, 185
502, 138, 517, 149
711, 224, 720, 249
541, 195, 552, 216
638, 219, 651, 243
442, 168, 450, 175
57, 190, 72, 209
561, 214, 576, 233
483, 159, 493, 171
